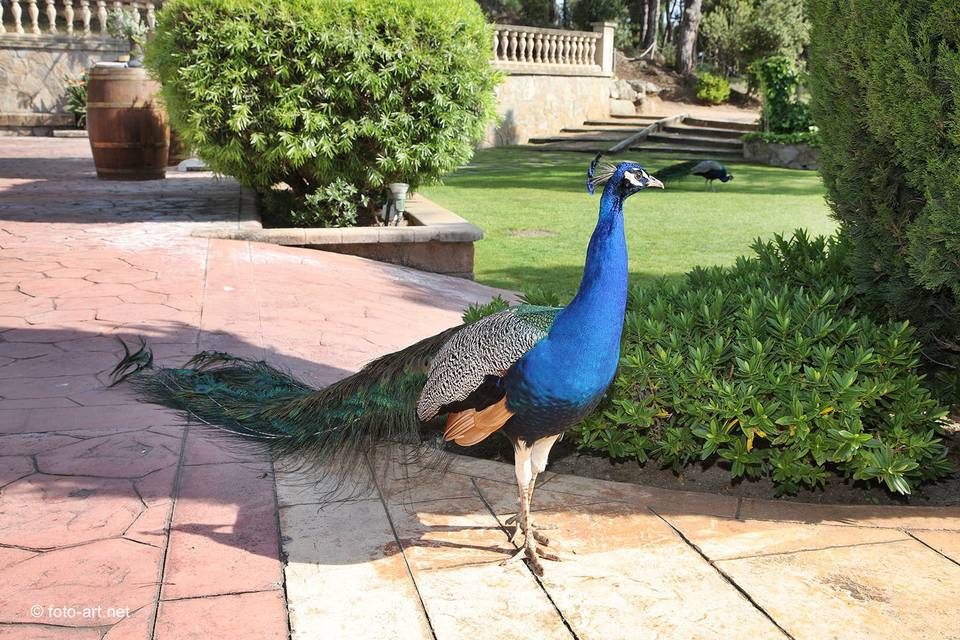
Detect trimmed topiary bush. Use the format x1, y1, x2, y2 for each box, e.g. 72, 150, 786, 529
146, 0, 500, 226
693, 70, 731, 105
572, 232, 952, 495
806, 0, 960, 384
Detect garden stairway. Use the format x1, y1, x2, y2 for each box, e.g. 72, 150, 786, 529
527, 114, 755, 159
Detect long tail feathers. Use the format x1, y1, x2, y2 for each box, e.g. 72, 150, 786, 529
111, 328, 462, 498
652, 160, 699, 182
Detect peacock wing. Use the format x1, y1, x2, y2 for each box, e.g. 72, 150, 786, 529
416, 305, 561, 445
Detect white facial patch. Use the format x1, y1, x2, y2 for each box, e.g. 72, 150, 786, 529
624, 171, 643, 187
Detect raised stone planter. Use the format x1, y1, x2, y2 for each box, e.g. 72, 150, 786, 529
195, 191, 483, 280
744, 140, 820, 170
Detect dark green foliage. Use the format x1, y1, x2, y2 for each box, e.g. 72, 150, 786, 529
64, 75, 87, 129
146, 0, 499, 225
806, 0, 960, 381
743, 130, 819, 147
571, 0, 625, 30
749, 56, 815, 134
694, 71, 731, 104
700, 0, 809, 76
574, 231, 952, 494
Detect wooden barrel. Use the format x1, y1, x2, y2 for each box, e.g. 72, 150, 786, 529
86, 65, 169, 180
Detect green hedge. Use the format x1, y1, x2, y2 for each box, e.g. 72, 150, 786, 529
743, 130, 820, 147
572, 232, 951, 495
463, 232, 952, 494
806, 0, 960, 380
146, 0, 499, 226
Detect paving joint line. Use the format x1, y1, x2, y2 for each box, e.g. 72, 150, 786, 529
366, 454, 438, 640
649, 505, 796, 640
904, 530, 960, 568
148, 424, 190, 640
269, 457, 294, 640
471, 476, 580, 640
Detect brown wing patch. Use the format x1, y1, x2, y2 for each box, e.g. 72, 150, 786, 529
443, 397, 515, 447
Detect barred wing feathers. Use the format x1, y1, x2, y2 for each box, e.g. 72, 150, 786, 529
417, 305, 561, 445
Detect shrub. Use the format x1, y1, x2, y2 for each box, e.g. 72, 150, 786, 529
694, 71, 731, 104
571, 0, 625, 30
573, 231, 952, 495
743, 129, 819, 147
806, 0, 960, 382
64, 75, 87, 129
146, 0, 500, 226
749, 55, 814, 133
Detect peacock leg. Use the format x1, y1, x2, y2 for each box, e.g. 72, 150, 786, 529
501, 436, 560, 576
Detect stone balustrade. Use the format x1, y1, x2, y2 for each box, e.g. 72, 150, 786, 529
492, 22, 615, 76
1, 0, 157, 37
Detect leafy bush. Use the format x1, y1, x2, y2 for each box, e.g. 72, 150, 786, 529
64, 75, 87, 129
146, 0, 499, 226
463, 296, 510, 323
807, 0, 960, 382
700, 0, 809, 77
749, 55, 814, 133
694, 71, 731, 104
573, 231, 952, 495
743, 129, 819, 147
571, 0, 625, 30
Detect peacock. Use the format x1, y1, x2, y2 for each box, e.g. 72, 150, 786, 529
111, 155, 664, 576
653, 159, 733, 187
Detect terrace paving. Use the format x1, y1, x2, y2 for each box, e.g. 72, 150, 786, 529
0, 137, 958, 640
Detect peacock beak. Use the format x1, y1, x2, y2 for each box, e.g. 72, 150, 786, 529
645, 176, 664, 190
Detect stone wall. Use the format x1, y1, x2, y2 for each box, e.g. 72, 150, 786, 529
0, 35, 125, 134
743, 140, 820, 170
482, 72, 610, 147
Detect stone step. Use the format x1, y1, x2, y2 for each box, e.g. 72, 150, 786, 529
662, 124, 745, 139
646, 132, 743, 149
582, 117, 662, 127
683, 116, 757, 132
630, 144, 743, 157
528, 131, 631, 144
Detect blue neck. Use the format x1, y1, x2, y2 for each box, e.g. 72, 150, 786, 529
549, 182, 628, 369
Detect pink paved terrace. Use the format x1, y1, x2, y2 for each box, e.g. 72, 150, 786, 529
0, 137, 958, 640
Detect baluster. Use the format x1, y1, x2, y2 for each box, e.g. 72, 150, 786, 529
492, 30, 500, 61
145, 2, 155, 31
0, 2, 4, 34
588, 36, 597, 66
550, 34, 559, 63
560, 36, 569, 63
517, 31, 527, 62
576, 36, 585, 64
11, 0, 23, 33
97, 0, 106, 33
28, 0, 40, 34
45, 0, 57, 33
534, 33, 543, 63
508, 29, 517, 61
64, 0, 75, 34
130, 1, 140, 25
81, 0, 91, 35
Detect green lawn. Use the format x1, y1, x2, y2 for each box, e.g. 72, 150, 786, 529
420, 148, 836, 296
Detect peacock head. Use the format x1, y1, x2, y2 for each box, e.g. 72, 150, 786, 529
587, 153, 664, 198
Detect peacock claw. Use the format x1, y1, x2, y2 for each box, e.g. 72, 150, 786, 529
501, 542, 562, 577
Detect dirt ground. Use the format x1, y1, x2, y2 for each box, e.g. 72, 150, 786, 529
615, 52, 762, 124
460, 423, 960, 507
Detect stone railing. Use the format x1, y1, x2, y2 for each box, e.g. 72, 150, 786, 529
1, 0, 157, 37
492, 22, 615, 76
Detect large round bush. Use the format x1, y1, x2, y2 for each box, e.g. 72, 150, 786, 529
146, 0, 500, 226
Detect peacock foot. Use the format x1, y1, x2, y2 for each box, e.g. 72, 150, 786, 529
506, 514, 557, 546
501, 538, 562, 577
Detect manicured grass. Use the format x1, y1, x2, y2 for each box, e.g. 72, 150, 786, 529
419, 148, 836, 296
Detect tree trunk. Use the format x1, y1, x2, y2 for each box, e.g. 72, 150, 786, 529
675, 0, 702, 75
642, 0, 660, 53
630, 0, 647, 49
